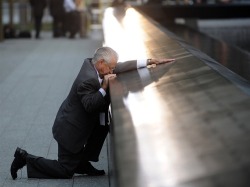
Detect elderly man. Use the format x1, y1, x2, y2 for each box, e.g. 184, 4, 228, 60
10, 47, 175, 179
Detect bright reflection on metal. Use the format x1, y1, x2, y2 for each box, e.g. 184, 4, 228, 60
104, 7, 208, 186
103, 6, 201, 186
123, 86, 180, 186
103, 7, 148, 61
123, 86, 163, 127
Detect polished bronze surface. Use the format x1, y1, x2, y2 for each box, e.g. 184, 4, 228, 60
136, 4, 250, 20
103, 7, 250, 187
163, 24, 250, 82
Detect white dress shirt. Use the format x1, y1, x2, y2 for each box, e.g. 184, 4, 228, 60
64, 0, 76, 12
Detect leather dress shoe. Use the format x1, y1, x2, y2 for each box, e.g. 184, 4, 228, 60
76, 161, 105, 176
10, 147, 28, 180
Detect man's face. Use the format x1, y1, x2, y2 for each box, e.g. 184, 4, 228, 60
98, 57, 117, 78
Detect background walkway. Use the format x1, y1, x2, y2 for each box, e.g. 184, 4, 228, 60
0, 30, 110, 187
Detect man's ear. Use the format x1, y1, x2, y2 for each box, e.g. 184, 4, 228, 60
96, 59, 104, 66
96, 59, 103, 66
100, 59, 105, 64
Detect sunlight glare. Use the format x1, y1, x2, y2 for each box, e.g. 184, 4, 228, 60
123, 86, 164, 127
103, 7, 148, 61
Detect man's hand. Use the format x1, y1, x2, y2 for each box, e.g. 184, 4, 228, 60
148, 58, 175, 65
102, 74, 117, 90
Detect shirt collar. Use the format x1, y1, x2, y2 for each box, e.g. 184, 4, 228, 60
93, 65, 102, 84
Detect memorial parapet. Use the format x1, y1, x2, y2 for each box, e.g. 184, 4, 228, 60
135, 4, 250, 25
103, 6, 250, 187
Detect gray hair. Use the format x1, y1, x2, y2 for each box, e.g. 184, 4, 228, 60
92, 47, 119, 65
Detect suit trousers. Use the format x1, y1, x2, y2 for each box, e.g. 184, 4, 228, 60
52, 14, 66, 37
34, 16, 43, 38
65, 11, 80, 38
26, 124, 109, 178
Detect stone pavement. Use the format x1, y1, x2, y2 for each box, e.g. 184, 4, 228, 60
0, 30, 110, 187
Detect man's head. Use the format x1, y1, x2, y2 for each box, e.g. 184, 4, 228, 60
92, 47, 119, 78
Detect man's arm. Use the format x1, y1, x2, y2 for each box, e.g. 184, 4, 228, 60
77, 79, 106, 113
147, 58, 175, 65
114, 58, 175, 74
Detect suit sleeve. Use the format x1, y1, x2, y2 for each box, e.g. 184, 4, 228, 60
77, 78, 107, 113
113, 60, 138, 74
114, 59, 147, 74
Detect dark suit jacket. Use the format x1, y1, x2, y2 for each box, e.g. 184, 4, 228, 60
52, 58, 138, 153
48, 0, 65, 17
